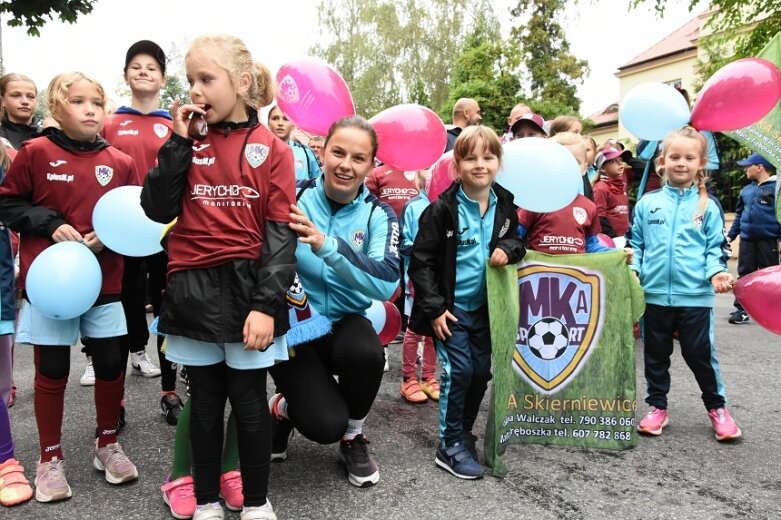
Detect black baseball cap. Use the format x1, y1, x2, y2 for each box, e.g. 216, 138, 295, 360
125, 40, 166, 75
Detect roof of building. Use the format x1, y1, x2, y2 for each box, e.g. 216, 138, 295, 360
618, 15, 700, 70
586, 103, 619, 127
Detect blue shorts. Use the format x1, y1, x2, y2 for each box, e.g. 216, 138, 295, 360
164, 334, 289, 370
16, 301, 127, 346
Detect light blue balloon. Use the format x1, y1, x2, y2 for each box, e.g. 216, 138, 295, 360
619, 83, 691, 140
496, 138, 582, 213
92, 186, 166, 257
26, 241, 102, 320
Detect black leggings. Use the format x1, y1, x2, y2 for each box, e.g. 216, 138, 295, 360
187, 363, 270, 507
269, 314, 384, 444
37, 337, 122, 381
146, 252, 177, 391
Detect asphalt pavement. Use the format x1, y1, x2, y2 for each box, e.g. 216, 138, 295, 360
3, 292, 781, 520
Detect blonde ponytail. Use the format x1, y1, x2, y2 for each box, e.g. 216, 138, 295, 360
249, 61, 276, 109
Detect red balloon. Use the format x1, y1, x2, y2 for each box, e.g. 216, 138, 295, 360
276, 57, 356, 136
428, 151, 457, 201
370, 104, 447, 171
596, 233, 615, 249
733, 265, 781, 335
690, 58, 781, 132
378, 301, 402, 345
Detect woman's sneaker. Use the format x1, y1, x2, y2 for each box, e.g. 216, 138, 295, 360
435, 442, 484, 479
161, 475, 196, 519
219, 470, 243, 511
161, 393, 185, 425
240, 499, 277, 520
34, 457, 72, 503
637, 406, 669, 436
339, 434, 379, 487
93, 440, 139, 484
708, 407, 742, 441
269, 394, 293, 462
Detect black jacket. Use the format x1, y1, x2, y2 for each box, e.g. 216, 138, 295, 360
141, 110, 296, 343
0, 118, 40, 149
408, 182, 525, 337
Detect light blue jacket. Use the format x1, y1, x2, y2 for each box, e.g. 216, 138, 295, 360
290, 140, 321, 181
295, 179, 400, 321
399, 192, 430, 279
630, 183, 728, 307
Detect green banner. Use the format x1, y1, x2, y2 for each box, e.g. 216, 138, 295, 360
485, 250, 645, 477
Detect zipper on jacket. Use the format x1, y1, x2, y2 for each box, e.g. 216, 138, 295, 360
667, 190, 682, 305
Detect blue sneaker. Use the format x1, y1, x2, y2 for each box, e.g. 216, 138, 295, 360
435, 442, 484, 479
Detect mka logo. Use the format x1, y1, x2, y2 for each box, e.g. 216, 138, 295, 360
513, 264, 604, 395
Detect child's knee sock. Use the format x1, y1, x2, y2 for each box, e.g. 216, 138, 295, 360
170, 399, 192, 480
94, 375, 123, 447
34, 373, 66, 461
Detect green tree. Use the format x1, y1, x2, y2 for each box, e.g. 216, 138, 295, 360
2, 0, 97, 36
311, 0, 472, 116
511, 0, 589, 114
439, 12, 526, 131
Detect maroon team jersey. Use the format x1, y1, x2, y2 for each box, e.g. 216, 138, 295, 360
518, 195, 601, 254
166, 124, 296, 274
102, 111, 172, 178
0, 138, 140, 295
365, 165, 419, 219
593, 177, 630, 237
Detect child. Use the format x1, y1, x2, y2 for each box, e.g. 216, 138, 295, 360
267, 105, 321, 181
0, 72, 140, 502
141, 35, 295, 520
631, 126, 741, 442
584, 135, 598, 185
517, 132, 611, 255
0, 74, 40, 149
0, 144, 32, 507
593, 147, 630, 238
726, 152, 779, 324
399, 170, 439, 403
100, 40, 182, 425
409, 126, 525, 479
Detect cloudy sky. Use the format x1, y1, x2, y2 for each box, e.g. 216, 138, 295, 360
1, 0, 698, 117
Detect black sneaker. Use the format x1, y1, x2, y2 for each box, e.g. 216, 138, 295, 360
435, 442, 484, 480
339, 434, 379, 487
728, 311, 750, 324
269, 394, 293, 462
160, 393, 184, 425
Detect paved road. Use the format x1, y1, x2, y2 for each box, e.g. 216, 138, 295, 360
3, 292, 781, 519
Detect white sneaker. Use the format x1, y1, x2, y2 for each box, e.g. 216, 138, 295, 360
194, 502, 224, 520
130, 351, 161, 378
80, 357, 95, 386
241, 499, 276, 520
383, 350, 389, 373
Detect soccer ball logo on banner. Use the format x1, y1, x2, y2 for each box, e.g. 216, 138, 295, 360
514, 264, 605, 395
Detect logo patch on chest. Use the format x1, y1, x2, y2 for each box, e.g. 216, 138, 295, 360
573, 207, 587, 225
245, 144, 270, 168
351, 231, 366, 249
153, 123, 169, 138
95, 165, 114, 186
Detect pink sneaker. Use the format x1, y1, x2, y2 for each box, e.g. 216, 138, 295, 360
637, 407, 669, 436
708, 407, 742, 441
161, 475, 196, 519
219, 470, 243, 511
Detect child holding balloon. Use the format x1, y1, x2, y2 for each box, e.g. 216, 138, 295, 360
141, 35, 295, 520
630, 126, 741, 442
0, 72, 141, 502
409, 126, 525, 480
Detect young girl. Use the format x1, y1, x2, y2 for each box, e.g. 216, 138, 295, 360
409, 126, 525, 480
0, 74, 39, 149
0, 72, 140, 502
100, 40, 181, 426
267, 105, 321, 181
631, 126, 740, 441
141, 35, 295, 520
593, 146, 629, 238
0, 143, 32, 507
399, 170, 439, 403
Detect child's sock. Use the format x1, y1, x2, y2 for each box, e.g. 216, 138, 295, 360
95, 374, 123, 448
34, 373, 66, 462
343, 417, 366, 441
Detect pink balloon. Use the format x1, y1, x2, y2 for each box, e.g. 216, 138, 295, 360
596, 233, 615, 249
733, 265, 781, 335
428, 151, 457, 201
378, 301, 402, 345
370, 104, 446, 171
276, 57, 356, 136
691, 58, 781, 132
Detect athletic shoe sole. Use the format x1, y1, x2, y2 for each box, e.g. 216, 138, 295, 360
34, 486, 72, 503
131, 366, 162, 378
338, 453, 379, 488
93, 457, 138, 485
434, 456, 483, 480
270, 451, 287, 462
715, 426, 742, 442
637, 416, 669, 436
